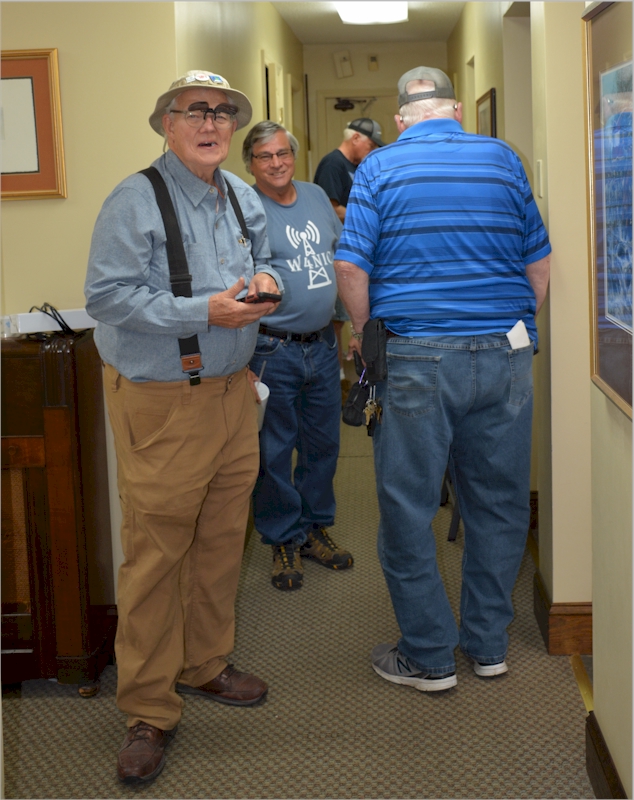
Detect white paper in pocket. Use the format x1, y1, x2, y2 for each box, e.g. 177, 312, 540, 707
506, 320, 531, 349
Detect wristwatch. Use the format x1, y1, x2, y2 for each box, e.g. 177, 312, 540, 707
350, 325, 363, 340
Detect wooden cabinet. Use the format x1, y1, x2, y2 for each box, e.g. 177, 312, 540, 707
1, 330, 116, 687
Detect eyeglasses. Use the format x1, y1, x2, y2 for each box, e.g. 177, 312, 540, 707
171, 103, 238, 129
251, 149, 295, 164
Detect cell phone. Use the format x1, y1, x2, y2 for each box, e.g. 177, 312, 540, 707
239, 291, 282, 304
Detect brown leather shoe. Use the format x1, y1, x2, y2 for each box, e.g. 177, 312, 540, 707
176, 664, 268, 706
116, 721, 176, 785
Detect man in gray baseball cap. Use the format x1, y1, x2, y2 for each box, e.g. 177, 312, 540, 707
85, 70, 283, 786
335, 64, 551, 695
312, 116, 385, 390
313, 117, 384, 222
397, 66, 456, 105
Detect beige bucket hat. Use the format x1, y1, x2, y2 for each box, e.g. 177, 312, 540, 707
149, 70, 252, 135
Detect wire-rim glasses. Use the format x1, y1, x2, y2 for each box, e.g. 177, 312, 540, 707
251, 149, 295, 164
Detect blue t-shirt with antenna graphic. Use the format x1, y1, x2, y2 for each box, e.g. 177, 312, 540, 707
253, 181, 342, 333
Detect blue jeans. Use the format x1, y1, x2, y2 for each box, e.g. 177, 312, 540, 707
250, 324, 341, 546
372, 334, 534, 674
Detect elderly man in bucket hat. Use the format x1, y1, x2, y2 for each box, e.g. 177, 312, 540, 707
85, 70, 283, 786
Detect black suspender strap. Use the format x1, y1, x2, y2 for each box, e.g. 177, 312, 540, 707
139, 166, 202, 385
224, 177, 250, 242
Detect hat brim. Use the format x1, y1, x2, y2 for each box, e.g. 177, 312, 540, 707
347, 122, 385, 148
149, 86, 252, 135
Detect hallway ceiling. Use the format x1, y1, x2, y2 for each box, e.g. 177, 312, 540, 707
271, 2, 466, 44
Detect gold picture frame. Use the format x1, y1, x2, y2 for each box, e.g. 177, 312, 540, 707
583, 2, 632, 417
1, 48, 67, 200
476, 88, 497, 138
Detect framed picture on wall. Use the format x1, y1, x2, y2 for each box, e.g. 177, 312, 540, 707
476, 88, 496, 138
583, 1, 632, 417
1, 48, 67, 200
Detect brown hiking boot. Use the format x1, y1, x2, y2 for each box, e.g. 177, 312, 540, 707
299, 527, 354, 570
271, 543, 303, 590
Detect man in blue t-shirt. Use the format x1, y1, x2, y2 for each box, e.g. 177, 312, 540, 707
242, 121, 354, 591
335, 67, 551, 692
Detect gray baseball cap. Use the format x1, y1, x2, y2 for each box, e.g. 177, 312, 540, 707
347, 118, 385, 147
398, 67, 455, 107
149, 70, 252, 135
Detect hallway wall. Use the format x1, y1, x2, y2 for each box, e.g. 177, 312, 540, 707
530, 1, 593, 605
447, 2, 505, 137
447, 0, 595, 607
532, 1, 631, 791
1, 2, 177, 316
173, 2, 306, 180
591, 387, 633, 794
303, 40, 447, 176
0, 1, 304, 317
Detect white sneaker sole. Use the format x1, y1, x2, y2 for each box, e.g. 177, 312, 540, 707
473, 660, 508, 677
372, 664, 457, 692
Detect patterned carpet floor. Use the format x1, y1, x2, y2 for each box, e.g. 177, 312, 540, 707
2, 423, 594, 799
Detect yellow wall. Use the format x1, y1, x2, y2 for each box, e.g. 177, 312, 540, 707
530, 2, 593, 604
450, 0, 594, 607
173, 2, 306, 181
591, 387, 633, 794
447, 2, 505, 137
303, 40, 447, 173
0, 2, 304, 317
1, 2, 177, 316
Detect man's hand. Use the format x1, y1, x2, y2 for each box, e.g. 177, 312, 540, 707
207, 277, 280, 328
330, 198, 346, 222
346, 335, 363, 363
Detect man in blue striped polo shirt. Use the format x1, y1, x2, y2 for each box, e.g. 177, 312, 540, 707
335, 67, 551, 693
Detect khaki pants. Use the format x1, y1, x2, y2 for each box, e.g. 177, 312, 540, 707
103, 364, 259, 730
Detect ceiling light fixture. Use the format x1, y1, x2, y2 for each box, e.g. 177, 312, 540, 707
334, 2, 408, 25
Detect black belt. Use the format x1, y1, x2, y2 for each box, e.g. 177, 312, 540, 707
259, 324, 329, 343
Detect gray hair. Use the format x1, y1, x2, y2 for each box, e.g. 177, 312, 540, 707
242, 120, 299, 174
399, 79, 457, 127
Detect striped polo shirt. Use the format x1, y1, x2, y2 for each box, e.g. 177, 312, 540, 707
334, 118, 551, 342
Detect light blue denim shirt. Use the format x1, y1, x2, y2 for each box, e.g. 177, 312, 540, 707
85, 150, 281, 382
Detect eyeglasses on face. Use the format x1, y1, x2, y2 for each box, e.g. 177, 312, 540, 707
171, 103, 238, 129
251, 149, 295, 164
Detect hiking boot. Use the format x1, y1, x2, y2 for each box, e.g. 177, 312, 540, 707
299, 526, 354, 570
371, 643, 457, 692
271, 543, 303, 590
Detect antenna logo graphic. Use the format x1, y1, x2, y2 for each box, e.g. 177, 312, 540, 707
286, 221, 332, 289
286, 221, 320, 256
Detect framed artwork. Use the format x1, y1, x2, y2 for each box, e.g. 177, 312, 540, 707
1, 48, 67, 200
583, 1, 632, 416
476, 88, 496, 138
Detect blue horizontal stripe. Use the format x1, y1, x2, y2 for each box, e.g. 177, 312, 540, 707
335, 118, 551, 342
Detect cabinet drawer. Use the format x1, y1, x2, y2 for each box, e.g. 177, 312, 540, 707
1, 437, 45, 468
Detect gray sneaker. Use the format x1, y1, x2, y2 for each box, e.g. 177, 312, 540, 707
371, 643, 457, 692
473, 659, 508, 677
